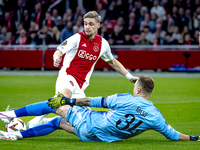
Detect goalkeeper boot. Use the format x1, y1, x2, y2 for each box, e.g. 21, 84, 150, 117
0, 131, 21, 141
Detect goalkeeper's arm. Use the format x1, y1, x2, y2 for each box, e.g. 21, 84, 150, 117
179, 133, 200, 141
73, 97, 91, 106
48, 92, 109, 109
48, 92, 104, 109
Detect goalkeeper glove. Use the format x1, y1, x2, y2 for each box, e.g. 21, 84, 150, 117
47, 92, 76, 109
190, 134, 200, 141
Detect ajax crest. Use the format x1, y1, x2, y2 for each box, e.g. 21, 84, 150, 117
93, 45, 99, 52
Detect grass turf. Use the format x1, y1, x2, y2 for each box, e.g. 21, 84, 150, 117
0, 75, 200, 150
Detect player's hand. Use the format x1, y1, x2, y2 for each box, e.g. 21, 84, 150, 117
53, 56, 62, 67
48, 92, 68, 109
53, 50, 63, 67
129, 76, 139, 83
194, 134, 200, 141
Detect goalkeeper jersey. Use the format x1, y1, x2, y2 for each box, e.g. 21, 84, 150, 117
88, 93, 180, 142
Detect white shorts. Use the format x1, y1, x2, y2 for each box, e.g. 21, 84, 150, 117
55, 71, 86, 98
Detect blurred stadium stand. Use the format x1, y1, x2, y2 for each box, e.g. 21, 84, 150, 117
0, 0, 200, 72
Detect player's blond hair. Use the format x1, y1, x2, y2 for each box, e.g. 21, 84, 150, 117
138, 75, 154, 95
83, 11, 101, 23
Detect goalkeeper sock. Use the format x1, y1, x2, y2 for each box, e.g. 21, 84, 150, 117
15, 100, 57, 117
21, 117, 62, 138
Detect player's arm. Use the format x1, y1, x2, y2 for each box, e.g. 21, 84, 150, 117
155, 119, 200, 141
107, 58, 138, 83
179, 133, 200, 141
53, 49, 63, 67
48, 93, 110, 109
48, 93, 90, 108
54, 33, 79, 67
157, 126, 200, 141
74, 97, 91, 106
179, 133, 190, 141
101, 40, 138, 83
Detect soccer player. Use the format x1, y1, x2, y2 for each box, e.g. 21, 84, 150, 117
54, 10, 138, 97
0, 75, 199, 142
24, 10, 138, 128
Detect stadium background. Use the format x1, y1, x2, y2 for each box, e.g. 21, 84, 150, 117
0, 0, 200, 71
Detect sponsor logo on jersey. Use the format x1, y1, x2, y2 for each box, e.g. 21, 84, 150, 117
78, 50, 97, 60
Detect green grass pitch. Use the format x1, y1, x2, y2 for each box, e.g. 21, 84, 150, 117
0, 75, 200, 150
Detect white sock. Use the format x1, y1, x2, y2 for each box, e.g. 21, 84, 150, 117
7, 110, 17, 118
13, 132, 23, 139
43, 117, 57, 123
1, 110, 17, 118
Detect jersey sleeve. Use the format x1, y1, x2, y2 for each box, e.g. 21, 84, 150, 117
153, 114, 180, 141
57, 33, 79, 54
90, 94, 117, 108
100, 39, 114, 62
90, 93, 131, 109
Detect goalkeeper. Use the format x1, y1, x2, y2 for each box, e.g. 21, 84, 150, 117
0, 75, 199, 142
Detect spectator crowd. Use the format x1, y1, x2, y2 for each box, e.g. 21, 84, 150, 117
0, 0, 199, 46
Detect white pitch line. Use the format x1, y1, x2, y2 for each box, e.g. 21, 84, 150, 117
154, 100, 200, 104
0, 70, 200, 78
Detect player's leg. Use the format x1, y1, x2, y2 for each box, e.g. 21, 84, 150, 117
55, 73, 74, 99
0, 117, 63, 140
1, 103, 92, 141
60, 118, 100, 142
0, 100, 57, 124
59, 118, 76, 135
27, 91, 72, 128
27, 116, 58, 129
59, 106, 100, 142
0, 108, 83, 141
0, 73, 74, 124
27, 74, 77, 128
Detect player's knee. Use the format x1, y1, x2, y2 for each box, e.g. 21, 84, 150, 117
61, 89, 72, 98
56, 105, 69, 118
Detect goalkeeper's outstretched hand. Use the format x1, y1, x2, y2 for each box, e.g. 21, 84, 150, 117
48, 92, 68, 109
197, 134, 200, 141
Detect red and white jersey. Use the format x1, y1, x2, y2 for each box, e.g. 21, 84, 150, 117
57, 30, 114, 90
